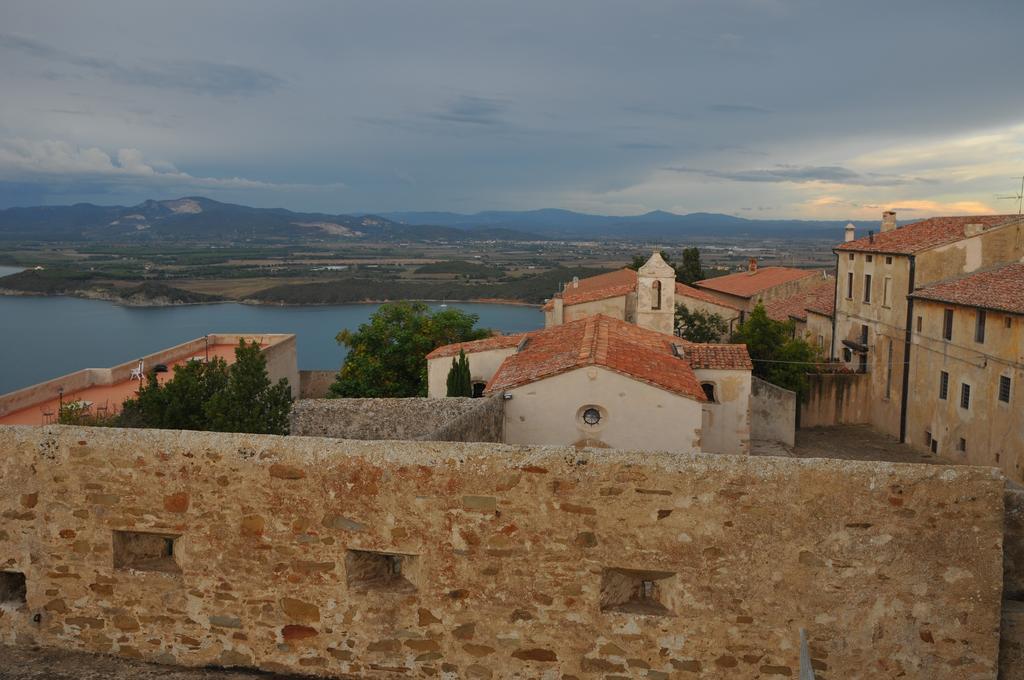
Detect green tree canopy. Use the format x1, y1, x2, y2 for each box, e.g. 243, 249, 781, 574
730, 303, 821, 398
675, 304, 728, 343
627, 248, 704, 284
328, 302, 491, 398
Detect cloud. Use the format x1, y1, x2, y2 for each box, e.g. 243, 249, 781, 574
666, 164, 925, 187
0, 33, 283, 96
425, 95, 510, 126
708, 103, 773, 114
0, 139, 343, 192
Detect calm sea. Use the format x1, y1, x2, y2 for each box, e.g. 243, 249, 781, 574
0, 271, 542, 395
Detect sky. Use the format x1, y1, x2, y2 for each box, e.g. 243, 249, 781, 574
1, 0, 1023, 219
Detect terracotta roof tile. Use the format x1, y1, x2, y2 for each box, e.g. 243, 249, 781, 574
695, 267, 816, 298
909, 262, 1024, 315
426, 333, 528, 360
674, 281, 741, 311
836, 215, 1022, 254
542, 269, 638, 311
764, 281, 835, 322
484, 315, 751, 400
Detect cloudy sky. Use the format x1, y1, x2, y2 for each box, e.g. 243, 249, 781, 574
1, 0, 1022, 218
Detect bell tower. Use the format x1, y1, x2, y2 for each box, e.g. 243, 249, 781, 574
636, 251, 676, 334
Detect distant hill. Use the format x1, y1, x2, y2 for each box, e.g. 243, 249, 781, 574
0, 196, 881, 242
0, 197, 544, 243
382, 208, 881, 239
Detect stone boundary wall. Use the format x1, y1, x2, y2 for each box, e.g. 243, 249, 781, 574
800, 373, 871, 429
749, 376, 796, 447
290, 397, 503, 443
0, 425, 1004, 679
298, 371, 337, 399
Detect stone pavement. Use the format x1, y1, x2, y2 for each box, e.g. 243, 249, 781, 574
754, 423, 960, 466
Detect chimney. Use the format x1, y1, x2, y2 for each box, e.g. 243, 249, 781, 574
964, 222, 985, 237
748, 257, 758, 273
868, 230, 875, 243
844, 222, 856, 242
881, 210, 897, 232
572, 276, 579, 289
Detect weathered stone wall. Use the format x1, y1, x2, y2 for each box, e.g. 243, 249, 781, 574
750, 376, 795, 447
290, 397, 503, 443
0, 425, 1005, 679
298, 371, 337, 399
800, 373, 871, 428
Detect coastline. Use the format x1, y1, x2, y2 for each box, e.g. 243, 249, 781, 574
0, 288, 541, 309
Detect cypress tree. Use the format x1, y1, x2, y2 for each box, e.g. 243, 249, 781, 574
446, 349, 472, 397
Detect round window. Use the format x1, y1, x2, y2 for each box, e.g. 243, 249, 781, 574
582, 407, 602, 426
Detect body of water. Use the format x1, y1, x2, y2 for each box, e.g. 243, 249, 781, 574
0, 294, 542, 394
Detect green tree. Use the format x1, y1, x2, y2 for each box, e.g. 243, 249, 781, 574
120, 340, 292, 434
446, 349, 473, 397
730, 303, 821, 398
205, 340, 293, 434
677, 247, 705, 285
627, 250, 678, 274
121, 357, 229, 430
328, 302, 491, 398
675, 304, 728, 343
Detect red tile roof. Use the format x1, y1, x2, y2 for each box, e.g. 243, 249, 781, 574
484, 315, 751, 400
542, 268, 638, 311
675, 281, 741, 311
695, 267, 816, 299
426, 333, 527, 360
764, 281, 835, 322
836, 215, 1022, 255
909, 262, 1024, 315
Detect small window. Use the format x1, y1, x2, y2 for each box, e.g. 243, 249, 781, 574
960, 383, 971, 410
582, 407, 602, 425
863, 274, 872, 303
925, 430, 932, 447
916, 316, 923, 333
943, 309, 954, 340
885, 256, 893, 265
600, 567, 676, 617
651, 280, 662, 310
471, 382, 486, 398
958, 438, 967, 453
0, 571, 27, 606
1006, 316, 1014, 329
939, 371, 949, 400
930, 439, 938, 454
882, 277, 892, 307
842, 347, 852, 362
999, 375, 1012, 403
113, 530, 181, 574
701, 382, 717, 402
866, 255, 873, 263
848, 253, 854, 261
846, 272, 854, 299
860, 324, 869, 345
817, 334, 824, 348
345, 549, 418, 593
975, 309, 986, 344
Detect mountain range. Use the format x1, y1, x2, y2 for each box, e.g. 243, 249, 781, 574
0, 196, 877, 242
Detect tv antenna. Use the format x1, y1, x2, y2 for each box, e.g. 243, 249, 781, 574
996, 175, 1024, 215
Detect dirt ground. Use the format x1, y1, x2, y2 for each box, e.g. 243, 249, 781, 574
0, 645, 299, 680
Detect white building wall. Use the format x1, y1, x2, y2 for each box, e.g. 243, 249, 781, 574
502, 366, 703, 452
694, 368, 751, 454
427, 347, 518, 398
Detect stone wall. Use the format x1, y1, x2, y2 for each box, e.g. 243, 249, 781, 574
0, 425, 1005, 678
749, 376, 795, 447
290, 397, 503, 443
800, 373, 871, 429
298, 371, 337, 399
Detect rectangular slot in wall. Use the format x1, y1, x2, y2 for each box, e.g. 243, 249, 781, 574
345, 549, 418, 593
0, 571, 27, 607
600, 567, 676, 617
113, 530, 181, 574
